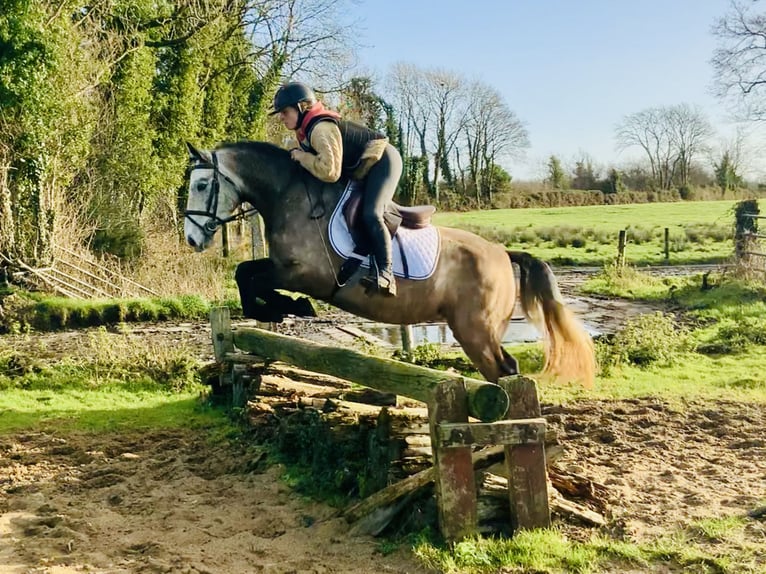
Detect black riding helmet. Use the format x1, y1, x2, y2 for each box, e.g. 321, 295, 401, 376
270, 82, 317, 115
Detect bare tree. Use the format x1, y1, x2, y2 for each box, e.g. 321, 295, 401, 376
244, 0, 359, 134
387, 62, 435, 198
615, 105, 712, 189
667, 104, 714, 187
711, 0, 766, 121
424, 70, 468, 198
461, 81, 529, 205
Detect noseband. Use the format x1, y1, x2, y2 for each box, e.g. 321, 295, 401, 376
184, 151, 256, 238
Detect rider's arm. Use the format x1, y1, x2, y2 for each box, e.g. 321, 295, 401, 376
294, 121, 342, 182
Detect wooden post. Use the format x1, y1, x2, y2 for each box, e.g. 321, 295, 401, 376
250, 212, 267, 259
221, 223, 230, 258
400, 324, 414, 359
617, 229, 627, 267
428, 379, 477, 542
499, 375, 550, 531
664, 227, 670, 263
210, 307, 234, 362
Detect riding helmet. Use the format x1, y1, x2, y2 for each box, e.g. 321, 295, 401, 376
270, 82, 316, 115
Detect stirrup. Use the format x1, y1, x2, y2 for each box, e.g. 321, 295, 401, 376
360, 265, 397, 297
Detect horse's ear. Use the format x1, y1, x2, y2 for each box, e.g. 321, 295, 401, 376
186, 142, 204, 162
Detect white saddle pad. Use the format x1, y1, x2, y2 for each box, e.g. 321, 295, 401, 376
328, 181, 440, 280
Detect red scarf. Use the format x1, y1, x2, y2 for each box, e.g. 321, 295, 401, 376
296, 102, 341, 144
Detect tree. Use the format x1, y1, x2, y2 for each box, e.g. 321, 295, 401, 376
615, 104, 712, 190
461, 81, 529, 206
546, 155, 567, 189
714, 151, 743, 194
711, 1, 766, 121
571, 154, 599, 190
387, 62, 433, 202
340, 77, 384, 129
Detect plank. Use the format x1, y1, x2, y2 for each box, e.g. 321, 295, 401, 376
499, 375, 551, 530
437, 418, 546, 448
428, 379, 477, 542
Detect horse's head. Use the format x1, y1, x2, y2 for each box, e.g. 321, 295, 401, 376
183, 142, 246, 252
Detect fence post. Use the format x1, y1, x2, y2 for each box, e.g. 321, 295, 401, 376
617, 229, 627, 267
250, 212, 267, 259
499, 375, 551, 531
428, 379, 477, 542
664, 227, 669, 263
221, 223, 230, 258
210, 307, 234, 362
400, 324, 414, 359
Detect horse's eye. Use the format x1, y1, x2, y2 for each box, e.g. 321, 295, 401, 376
196, 180, 208, 192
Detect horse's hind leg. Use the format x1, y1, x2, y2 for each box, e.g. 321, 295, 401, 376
449, 314, 518, 383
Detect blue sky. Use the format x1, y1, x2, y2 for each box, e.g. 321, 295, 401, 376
351, 0, 751, 180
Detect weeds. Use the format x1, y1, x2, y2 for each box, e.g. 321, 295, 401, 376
0, 327, 200, 392
598, 312, 695, 373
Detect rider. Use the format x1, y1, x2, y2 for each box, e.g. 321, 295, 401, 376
271, 81, 401, 297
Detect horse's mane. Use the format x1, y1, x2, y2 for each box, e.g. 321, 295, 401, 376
218, 140, 288, 158
218, 140, 301, 180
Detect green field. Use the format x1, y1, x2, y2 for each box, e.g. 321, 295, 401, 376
433, 200, 740, 266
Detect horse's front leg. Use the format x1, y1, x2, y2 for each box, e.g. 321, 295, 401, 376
234, 259, 316, 322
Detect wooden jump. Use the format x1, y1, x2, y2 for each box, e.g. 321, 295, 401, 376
209, 307, 551, 542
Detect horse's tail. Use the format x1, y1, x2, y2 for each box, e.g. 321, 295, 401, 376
508, 251, 596, 388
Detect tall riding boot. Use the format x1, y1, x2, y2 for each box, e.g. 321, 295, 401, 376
360, 225, 397, 297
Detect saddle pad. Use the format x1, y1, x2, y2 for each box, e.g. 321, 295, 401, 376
328, 181, 440, 280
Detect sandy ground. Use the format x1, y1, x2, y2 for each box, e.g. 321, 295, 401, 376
0, 429, 427, 574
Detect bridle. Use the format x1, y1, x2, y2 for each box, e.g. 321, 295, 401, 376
184, 151, 257, 239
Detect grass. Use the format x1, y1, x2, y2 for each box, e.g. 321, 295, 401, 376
0, 387, 225, 434
433, 200, 739, 266
414, 520, 761, 574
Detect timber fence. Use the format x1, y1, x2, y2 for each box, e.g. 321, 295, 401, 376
209, 307, 551, 542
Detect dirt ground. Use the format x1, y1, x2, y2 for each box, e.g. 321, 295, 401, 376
1, 277, 765, 573
0, 429, 427, 574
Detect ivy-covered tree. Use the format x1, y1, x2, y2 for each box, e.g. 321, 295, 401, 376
546, 155, 567, 190
714, 151, 743, 195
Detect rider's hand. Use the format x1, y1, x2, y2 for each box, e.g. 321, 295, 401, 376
290, 148, 304, 162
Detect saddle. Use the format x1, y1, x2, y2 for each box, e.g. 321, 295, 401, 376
342, 187, 435, 246
336, 186, 436, 285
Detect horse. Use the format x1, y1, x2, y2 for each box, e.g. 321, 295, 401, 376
183, 141, 596, 386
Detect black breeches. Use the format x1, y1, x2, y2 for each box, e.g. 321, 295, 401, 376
361, 144, 403, 269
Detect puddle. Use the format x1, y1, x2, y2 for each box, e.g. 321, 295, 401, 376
355, 295, 658, 348
359, 317, 601, 347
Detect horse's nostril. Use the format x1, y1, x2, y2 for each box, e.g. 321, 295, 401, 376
187, 236, 197, 248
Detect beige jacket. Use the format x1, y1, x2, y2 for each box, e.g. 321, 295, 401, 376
294, 121, 388, 182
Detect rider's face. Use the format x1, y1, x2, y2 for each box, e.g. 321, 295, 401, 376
279, 107, 299, 130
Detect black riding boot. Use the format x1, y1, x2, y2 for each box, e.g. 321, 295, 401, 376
360, 226, 397, 297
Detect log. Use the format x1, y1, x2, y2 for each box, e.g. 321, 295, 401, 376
268, 363, 355, 390
344, 446, 505, 526
478, 472, 606, 528
232, 326, 509, 422
548, 467, 610, 514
